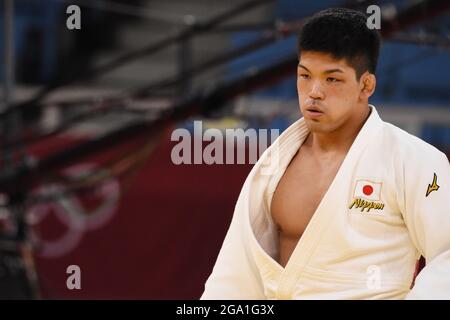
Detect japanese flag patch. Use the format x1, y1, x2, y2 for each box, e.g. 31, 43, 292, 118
353, 179, 382, 201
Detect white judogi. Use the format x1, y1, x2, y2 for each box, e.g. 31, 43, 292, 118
201, 105, 450, 299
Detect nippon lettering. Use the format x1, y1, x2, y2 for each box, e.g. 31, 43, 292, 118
349, 198, 385, 212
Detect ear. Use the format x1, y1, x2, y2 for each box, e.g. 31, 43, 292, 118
359, 72, 376, 100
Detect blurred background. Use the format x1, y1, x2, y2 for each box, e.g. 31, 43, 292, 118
0, 0, 449, 299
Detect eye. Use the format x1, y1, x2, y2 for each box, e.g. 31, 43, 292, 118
299, 74, 310, 79
326, 77, 341, 83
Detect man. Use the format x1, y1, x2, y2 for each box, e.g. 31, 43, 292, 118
201, 8, 450, 299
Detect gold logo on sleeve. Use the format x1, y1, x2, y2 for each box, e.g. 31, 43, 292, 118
426, 173, 439, 197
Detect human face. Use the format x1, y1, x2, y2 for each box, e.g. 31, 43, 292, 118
297, 51, 369, 134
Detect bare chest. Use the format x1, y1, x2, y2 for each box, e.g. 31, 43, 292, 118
270, 150, 344, 239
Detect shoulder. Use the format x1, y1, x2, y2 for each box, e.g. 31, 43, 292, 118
381, 121, 448, 169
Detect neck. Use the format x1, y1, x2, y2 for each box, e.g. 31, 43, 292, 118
306, 105, 371, 154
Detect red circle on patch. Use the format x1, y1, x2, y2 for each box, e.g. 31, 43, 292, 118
363, 185, 373, 196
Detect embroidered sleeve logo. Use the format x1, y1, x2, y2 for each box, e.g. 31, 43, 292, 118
426, 173, 440, 197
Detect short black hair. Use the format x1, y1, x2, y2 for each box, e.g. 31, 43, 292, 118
298, 8, 381, 79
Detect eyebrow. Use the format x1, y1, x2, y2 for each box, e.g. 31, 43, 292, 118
298, 64, 344, 74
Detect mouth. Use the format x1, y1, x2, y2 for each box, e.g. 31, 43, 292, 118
304, 106, 324, 118
306, 107, 323, 113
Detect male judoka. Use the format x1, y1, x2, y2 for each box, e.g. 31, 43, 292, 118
201, 8, 450, 299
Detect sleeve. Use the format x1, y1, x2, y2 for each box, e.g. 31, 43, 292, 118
200, 178, 266, 300
402, 148, 450, 299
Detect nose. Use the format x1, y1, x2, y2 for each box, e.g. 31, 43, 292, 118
308, 81, 325, 100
